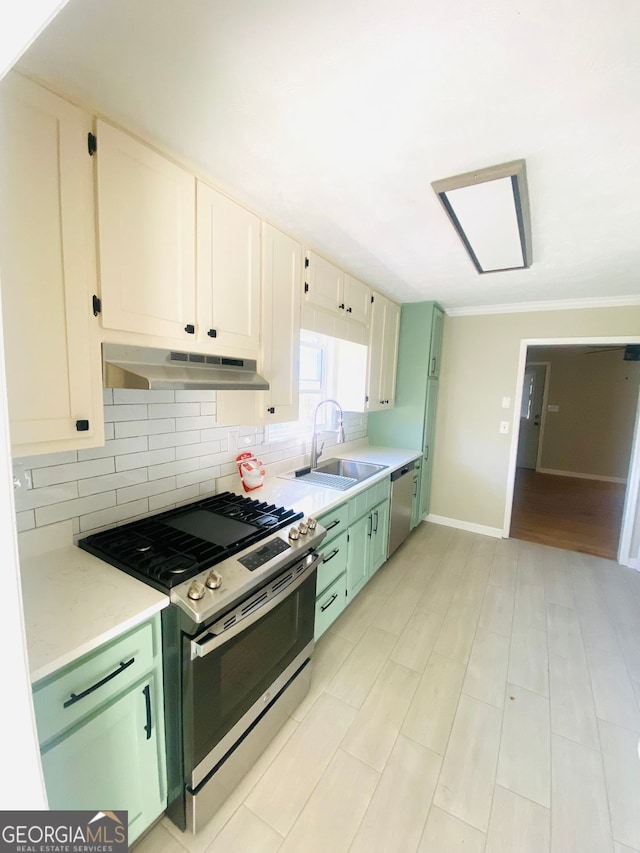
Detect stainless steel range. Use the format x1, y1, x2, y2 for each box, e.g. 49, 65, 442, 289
79, 492, 326, 833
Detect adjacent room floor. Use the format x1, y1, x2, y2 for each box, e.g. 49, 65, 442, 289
510, 467, 627, 559
135, 523, 640, 853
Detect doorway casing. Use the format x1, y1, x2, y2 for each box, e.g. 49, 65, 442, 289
504, 335, 640, 568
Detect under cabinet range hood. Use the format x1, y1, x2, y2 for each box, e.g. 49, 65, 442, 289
102, 344, 269, 391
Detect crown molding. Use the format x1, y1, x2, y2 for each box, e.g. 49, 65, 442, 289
444, 294, 640, 317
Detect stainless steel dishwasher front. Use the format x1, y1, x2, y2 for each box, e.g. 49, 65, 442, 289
388, 460, 416, 557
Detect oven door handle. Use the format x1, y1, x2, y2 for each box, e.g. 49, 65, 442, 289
190, 552, 321, 661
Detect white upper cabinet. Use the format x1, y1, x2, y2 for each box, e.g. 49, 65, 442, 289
0, 73, 103, 455
366, 292, 400, 411
343, 273, 371, 326
196, 181, 260, 354
260, 223, 301, 422
96, 120, 197, 342
304, 251, 371, 327
304, 250, 343, 315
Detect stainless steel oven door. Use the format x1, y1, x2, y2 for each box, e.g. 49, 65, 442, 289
185, 551, 320, 789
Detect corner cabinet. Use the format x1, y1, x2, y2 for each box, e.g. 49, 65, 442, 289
95, 120, 197, 343
368, 301, 445, 520
366, 293, 400, 411
0, 73, 104, 457
32, 616, 167, 846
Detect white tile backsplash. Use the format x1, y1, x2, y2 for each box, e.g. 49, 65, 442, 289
13, 392, 368, 539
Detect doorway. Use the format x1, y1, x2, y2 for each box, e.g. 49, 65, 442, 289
505, 338, 640, 563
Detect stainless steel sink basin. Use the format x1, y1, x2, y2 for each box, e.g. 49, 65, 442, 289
279, 458, 388, 491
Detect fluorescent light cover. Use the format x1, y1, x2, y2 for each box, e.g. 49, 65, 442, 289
432, 160, 531, 274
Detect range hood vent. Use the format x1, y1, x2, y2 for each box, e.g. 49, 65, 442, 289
103, 344, 269, 391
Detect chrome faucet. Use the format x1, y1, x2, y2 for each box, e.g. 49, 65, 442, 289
310, 399, 346, 468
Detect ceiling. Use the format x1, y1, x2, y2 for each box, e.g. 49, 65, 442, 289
15, 0, 640, 312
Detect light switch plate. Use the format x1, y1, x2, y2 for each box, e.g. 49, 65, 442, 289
501, 396, 511, 409
547, 404, 560, 413
499, 421, 510, 434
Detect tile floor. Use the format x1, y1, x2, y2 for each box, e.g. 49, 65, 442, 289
134, 523, 640, 853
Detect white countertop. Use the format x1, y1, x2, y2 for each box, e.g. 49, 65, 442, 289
19, 444, 420, 684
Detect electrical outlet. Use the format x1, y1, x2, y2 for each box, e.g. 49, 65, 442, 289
499, 421, 510, 434
239, 435, 253, 448
12, 461, 32, 491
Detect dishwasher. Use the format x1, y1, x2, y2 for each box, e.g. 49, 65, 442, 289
388, 460, 416, 557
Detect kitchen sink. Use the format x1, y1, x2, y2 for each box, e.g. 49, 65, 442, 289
280, 458, 388, 491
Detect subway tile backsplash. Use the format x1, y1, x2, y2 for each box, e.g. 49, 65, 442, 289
13, 389, 368, 538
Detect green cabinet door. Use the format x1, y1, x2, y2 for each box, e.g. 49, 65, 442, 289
420, 378, 439, 518
347, 512, 371, 600
428, 305, 445, 378
369, 499, 389, 575
411, 460, 422, 529
41, 676, 166, 845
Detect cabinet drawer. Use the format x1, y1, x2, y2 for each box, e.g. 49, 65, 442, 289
317, 530, 348, 594
348, 477, 390, 523
317, 502, 349, 540
315, 573, 347, 640
33, 620, 156, 745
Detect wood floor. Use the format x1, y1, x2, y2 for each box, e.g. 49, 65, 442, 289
510, 468, 626, 559
137, 524, 640, 853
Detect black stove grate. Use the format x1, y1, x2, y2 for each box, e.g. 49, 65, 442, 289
78, 491, 303, 591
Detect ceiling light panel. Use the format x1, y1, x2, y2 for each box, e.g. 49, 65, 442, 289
432, 159, 532, 274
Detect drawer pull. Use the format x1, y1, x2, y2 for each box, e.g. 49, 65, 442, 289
143, 684, 152, 740
325, 519, 341, 531
62, 657, 135, 709
322, 548, 340, 564
320, 593, 338, 612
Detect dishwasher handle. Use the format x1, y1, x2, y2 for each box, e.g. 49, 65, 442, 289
390, 460, 415, 482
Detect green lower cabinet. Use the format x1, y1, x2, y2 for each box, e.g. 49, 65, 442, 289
346, 511, 371, 600
314, 572, 347, 639
42, 675, 165, 844
369, 499, 389, 576
411, 460, 422, 530
33, 616, 166, 846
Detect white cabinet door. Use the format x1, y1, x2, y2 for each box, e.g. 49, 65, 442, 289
343, 273, 371, 326
366, 292, 400, 412
260, 223, 301, 423
196, 181, 260, 354
380, 299, 400, 405
304, 250, 343, 315
0, 73, 103, 455
96, 120, 196, 341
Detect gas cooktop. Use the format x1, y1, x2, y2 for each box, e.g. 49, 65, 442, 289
78, 491, 304, 592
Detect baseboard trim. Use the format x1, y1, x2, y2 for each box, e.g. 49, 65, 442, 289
425, 513, 503, 539
536, 468, 627, 485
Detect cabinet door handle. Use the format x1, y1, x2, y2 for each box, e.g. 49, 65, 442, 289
373, 510, 379, 534
367, 514, 373, 538
325, 519, 341, 531
184, 324, 195, 334
142, 684, 152, 740
62, 657, 135, 708
431, 357, 436, 374
320, 593, 338, 612
208, 328, 217, 338
424, 445, 429, 461
322, 548, 339, 564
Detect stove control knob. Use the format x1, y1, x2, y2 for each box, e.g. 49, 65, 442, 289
307, 517, 317, 530
187, 580, 206, 600
205, 569, 222, 590
298, 521, 309, 535
288, 526, 300, 541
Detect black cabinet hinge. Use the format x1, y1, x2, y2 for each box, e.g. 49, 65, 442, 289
304, 283, 309, 293
76, 419, 90, 432
267, 407, 275, 414
365, 395, 369, 403
87, 132, 97, 155
304, 258, 309, 268
92, 295, 101, 316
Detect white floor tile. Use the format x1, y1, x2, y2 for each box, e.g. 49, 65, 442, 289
349, 735, 441, 853
549, 653, 600, 750
513, 581, 547, 632
371, 583, 420, 636
508, 622, 549, 697
547, 601, 586, 661
417, 806, 485, 853
390, 608, 444, 672
402, 652, 466, 754
599, 720, 640, 849
326, 625, 396, 708
462, 627, 510, 708
205, 806, 282, 853
277, 749, 379, 853
485, 785, 550, 853
585, 643, 640, 732
478, 583, 515, 636
433, 694, 502, 832
292, 629, 355, 721
497, 683, 551, 808
341, 659, 420, 771
551, 734, 614, 853
576, 593, 619, 651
